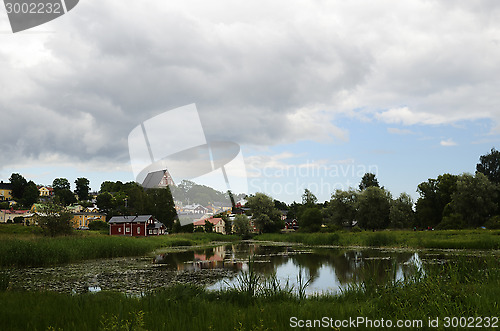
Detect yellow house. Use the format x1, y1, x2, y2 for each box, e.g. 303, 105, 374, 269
0, 181, 13, 201
38, 186, 54, 197
71, 212, 106, 229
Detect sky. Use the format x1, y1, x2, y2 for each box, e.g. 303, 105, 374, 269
1, 0, 499, 204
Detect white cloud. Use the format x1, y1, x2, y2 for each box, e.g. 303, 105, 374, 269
1, 0, 500, 173
440, 138, 458, 147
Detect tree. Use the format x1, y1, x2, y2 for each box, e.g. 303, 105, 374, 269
301, 189, 318, 207
222, 214, 232, 235
415, 174, 458, 228
389, 193, 414, 229
246, 193, 283, 233
22, 181, 39, 207
37, 203, 73, 236
299, 207, 322, 232
356, 187, 391, 230
274, 199, 288, 211
75, 177, 90, 201
233, 214, 250, 236
145, 188, 176, 230
52, 178, 70, 193
359, 173, 379, 191
56, 189, 77, 206
204, 220, 214, 233
449, 172, 497, 228
9, 173, 27, 200
328, 189, 358, 227
96, 192, 114, 215
476, 147, 500, 184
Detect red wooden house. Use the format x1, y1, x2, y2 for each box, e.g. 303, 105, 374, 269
109, 215, 166, 236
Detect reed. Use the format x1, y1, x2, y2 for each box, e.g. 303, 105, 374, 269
0, 257, 498, 330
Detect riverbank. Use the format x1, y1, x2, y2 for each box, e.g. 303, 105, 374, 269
1, 256, 498, 330
0, 224, 239, 267
255, 229, 500, 250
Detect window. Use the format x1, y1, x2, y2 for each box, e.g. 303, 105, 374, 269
118, 228, 121, 233
137, 227, 140, 234
126, 227, 130, 233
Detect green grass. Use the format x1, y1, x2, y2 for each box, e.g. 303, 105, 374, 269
0, 257, 498, 330
256, 229, 500, 249
0, 228, 239, 267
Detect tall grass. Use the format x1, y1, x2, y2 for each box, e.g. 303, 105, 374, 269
0, 257, 498, 330
0, 232, 240, 268
256, 229, 500, 249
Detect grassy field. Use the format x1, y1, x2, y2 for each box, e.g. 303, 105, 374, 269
256, 229, 500, 250
0, 224, 239, 267
0, 256, 498, 330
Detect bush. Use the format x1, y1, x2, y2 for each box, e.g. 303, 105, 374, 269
436, 213, 466, 230
88, 220, 108, 231
484, 216, 500, 229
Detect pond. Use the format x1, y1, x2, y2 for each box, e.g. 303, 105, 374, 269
4, 242, 471, 296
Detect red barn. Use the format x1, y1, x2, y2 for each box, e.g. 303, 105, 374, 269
109, 215, 166, 236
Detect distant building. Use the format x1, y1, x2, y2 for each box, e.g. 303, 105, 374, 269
0, 181, 13, 201
0, 208, 29, 223
108, 215, 166, 236
193, 217, 226, 234
38, 186, 54, 197
71, 211, 106, 229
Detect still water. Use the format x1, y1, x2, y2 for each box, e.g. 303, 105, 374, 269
154, 242, 425, 295
5, 242, 440, 295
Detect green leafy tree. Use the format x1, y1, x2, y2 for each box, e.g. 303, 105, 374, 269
415, 174, 458, 228
204, 220, 214, 233
476, 147, 500, 184
100, 181, 117, 193
74, 177, 90, 201
55, 188, 77, 206
21, 181, 40, 207
357, 187, 391, 230
222, 214, 232, 234
328, 189, 358, 227
96, 192, 114, 215
246, 193, 283, 233
449, 172, 497, 228
9, 173, 27, 200
52, 178, 70, 193
145, 188, 176, 229
274, 199, 288, 211
389, 193, 414, 228
301, 189, 318, 207
233, 214, 250, 236
299, 207, 322, 232
37, 203, 73, 236
359, 173, 379, 191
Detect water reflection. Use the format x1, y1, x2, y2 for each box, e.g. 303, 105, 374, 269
6, 243, 435, 295
155, 243, 425, 295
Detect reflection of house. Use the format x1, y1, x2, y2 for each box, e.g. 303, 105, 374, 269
193, 217, 226, 234
109, 215, 166, 236
0, 208, 29, 223
0, 181, 13, 201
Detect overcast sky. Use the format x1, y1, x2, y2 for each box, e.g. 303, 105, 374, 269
1, 0, 499, 203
